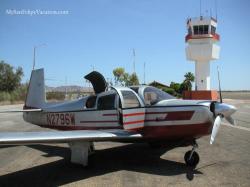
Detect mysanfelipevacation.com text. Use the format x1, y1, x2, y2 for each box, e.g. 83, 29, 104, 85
6, 9, 70, 16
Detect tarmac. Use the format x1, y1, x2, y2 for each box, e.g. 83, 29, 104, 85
0, 99, 249, 187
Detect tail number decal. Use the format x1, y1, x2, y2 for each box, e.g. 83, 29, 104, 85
47, 113, 75, 126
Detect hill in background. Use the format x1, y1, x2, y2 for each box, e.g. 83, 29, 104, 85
45, 85, 93, 93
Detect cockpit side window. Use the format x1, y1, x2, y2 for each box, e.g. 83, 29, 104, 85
97, 94, 116, 110
143, 87, 175, 105
144, 91, 158, 105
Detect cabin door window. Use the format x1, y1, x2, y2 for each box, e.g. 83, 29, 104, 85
119, 90, 145, 131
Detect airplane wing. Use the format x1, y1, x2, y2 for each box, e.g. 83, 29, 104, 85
0, 129, 142, 145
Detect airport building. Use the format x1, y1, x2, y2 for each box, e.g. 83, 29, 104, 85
183, 16, 220, 100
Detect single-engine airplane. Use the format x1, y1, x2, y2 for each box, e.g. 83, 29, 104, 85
0, 69, 236, 168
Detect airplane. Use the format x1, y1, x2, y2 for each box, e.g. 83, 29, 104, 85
0, 68, 237, 169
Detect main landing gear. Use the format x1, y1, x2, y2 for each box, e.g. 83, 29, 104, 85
184, 141, 200, 180
69, 141, 95, 167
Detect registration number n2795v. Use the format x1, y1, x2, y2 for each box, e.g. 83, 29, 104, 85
47, 113, 75, 126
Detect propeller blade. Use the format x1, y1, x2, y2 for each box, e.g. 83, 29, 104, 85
210, 115, 222, 145
226, 116, 235, 125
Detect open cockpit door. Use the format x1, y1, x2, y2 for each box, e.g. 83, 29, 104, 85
115, 88, 145, 131
84, 71, 107, 94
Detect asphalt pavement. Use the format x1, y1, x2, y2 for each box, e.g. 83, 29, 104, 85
0, 100, 249, 187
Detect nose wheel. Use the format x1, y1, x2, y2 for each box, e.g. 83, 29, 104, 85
184, 142, 199, 180
184, 150, 199, 167
184, 142, 199, 167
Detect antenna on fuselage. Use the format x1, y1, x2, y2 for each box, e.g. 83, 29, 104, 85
217, 66, 222, 103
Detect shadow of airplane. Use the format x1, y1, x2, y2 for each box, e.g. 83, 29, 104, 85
0, 143, 202, 186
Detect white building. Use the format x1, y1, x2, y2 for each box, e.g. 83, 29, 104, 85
185, 16, 220, 90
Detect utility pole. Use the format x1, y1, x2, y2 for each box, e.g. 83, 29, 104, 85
65, 76, 68, 100
143, 62, 146, 84
133, 49, 136, 73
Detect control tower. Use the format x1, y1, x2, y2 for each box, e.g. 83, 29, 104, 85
184, 16, 220, 100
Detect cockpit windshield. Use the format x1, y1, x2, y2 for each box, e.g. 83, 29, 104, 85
143, 87, 175, 105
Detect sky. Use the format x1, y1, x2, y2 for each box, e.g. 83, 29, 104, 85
0, 0, 249, 90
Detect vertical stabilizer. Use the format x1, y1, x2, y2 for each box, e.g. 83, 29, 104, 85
24, 68, 45, 109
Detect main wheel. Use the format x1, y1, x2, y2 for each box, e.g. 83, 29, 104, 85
184, 150, 199, 168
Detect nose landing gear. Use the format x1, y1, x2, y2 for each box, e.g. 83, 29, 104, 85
184, 141, 200, 180
184, 142, 199, 167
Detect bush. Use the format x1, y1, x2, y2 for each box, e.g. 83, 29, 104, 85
162, 87, 175, 95
0, 83, 28, 103
0, 92, 11, 102
0, 61, 23, 92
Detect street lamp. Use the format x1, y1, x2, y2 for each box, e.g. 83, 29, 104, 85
33, 43, 46, 70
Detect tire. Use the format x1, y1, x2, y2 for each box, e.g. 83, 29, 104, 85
184, 150, 199, 168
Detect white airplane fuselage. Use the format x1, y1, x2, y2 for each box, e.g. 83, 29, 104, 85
23, 87, 215, 144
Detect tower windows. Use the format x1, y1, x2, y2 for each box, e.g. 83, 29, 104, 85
211, 25, 216, 35
198, 25, 204, 34
193, 25, 209, 35
193, 26, 199, 35
204, 25, 209, 34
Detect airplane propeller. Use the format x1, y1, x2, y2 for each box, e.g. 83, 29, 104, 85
210, 102, 237, 144
210, 115, 222, 144
210, 66, 237, 144
225, 116, 235, 125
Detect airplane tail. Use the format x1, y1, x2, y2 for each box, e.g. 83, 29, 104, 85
24, 68, 46, 109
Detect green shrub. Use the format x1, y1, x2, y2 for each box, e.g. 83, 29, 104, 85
0, 83, 28, 103
0, 92, 11, 102
162, 87, 175, 95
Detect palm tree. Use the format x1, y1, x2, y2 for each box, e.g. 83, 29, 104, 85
183, 72, 195, 91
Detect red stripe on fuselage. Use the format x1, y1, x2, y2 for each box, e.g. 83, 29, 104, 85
121, 111, 194, 121
123, 120, 145, 125
145, 111, 194, 121
123, 112, 145, 117
142, 122, 213, 139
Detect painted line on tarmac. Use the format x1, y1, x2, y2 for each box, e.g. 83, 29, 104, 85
235, 119, 250, 124
236, 111, 250, 115
222, 122, 250, 132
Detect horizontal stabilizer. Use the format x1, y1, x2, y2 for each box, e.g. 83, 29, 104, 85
0, 109, 42, 113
